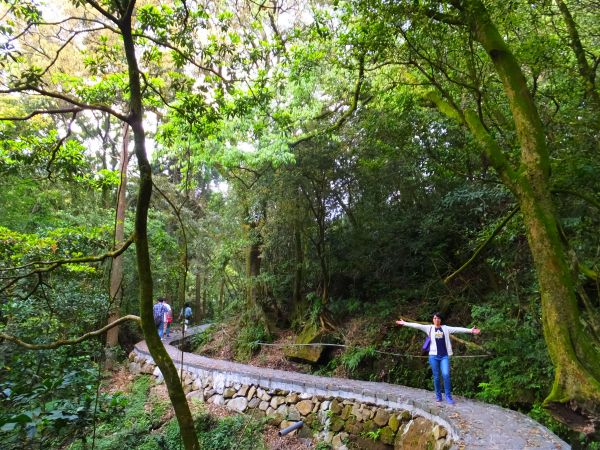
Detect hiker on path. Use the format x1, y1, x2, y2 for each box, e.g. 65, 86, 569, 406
153, 297, 168, 340
396, 312, 480, 404
164, 300, 173, 337
178, 302, 192, 332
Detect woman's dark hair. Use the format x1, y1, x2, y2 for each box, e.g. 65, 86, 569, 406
432, 312, 443, 321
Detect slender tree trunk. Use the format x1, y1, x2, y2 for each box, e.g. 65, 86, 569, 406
219, 277, 225, 312
202, 274, 207, 320
246, 222, 262, 308
291, 224, 304, 323
177, 259, 186, 314
117, 7, 199, 449
101, 114, 112, 208
462, 0, 600, 430
554, 0, 600, 114
245, 220, 271, 331
195, 270, 203, 323
106, 123, 129, 349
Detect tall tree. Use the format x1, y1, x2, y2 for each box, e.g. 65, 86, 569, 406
334, 0, 600, 431
0, 1, 200, 447
106, 123, 129, 351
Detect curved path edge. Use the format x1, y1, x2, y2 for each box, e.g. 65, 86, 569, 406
132, 326, 569, 449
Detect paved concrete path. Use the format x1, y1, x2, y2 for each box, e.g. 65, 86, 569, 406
134, 326, 569, 450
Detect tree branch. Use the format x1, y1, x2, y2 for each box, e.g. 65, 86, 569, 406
0, 107, 84, 121
289, 52, 366, 148
83, 0, 120, 25
444, 205, 520, 284
45, 111, 78, 178
131, 32, 230, 83
0, 315, 141, 350
0, 86, 129, 123
427, 90, 518, 191
551, 188, 600, 211
0, 234, 135, 276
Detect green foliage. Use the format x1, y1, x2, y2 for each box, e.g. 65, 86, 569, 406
307, 292, 325, 326
1, 0, 599, 444
471, 298, 553, 407
191, 327, 216, 351
199, 414, 266, 450
0, 125, 88, 180
0, 361, 123, 449
362, 427, 381, 441
339, 346, 377, 375
66, 376, 154, 450
235, 318, 271, 361
528, 403, 570, 440
315, 442, 333, 450
82, 389, 267, 450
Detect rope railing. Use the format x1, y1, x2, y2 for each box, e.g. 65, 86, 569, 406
252, 341, 491, 359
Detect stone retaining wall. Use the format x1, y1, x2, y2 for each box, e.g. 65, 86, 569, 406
128, 350, 451, 450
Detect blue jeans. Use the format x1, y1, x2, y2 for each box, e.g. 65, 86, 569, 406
429, 355, 452, 400
157, 321, 165, 339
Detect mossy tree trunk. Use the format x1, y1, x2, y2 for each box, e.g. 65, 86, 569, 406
431, 0, 600, 431
291, 224, 305, 324
116, 4, 199, 449
246, 221, 262, 308
244, 219, 271, 331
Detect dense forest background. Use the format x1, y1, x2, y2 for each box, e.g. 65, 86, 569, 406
0, 0, 599, 448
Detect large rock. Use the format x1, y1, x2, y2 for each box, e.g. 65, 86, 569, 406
208, 394, 225, 406
248, 397, 261, 409
332, 432, 349, 449
270, 396, 286, 409
257, 388, 271, 401
330, 416, 346, 432
284, 322, 326, 363
236, 385, 249, 398
246, 385, 257, 400
297, 400, 314, 416
394, 417, 436, 449
227, 397, 248, 412
223, 387, 236, 399
433, 424, 447, 440
379, 426, 395, 445
287, 405, 302, 421
374, 408, 391, 427
388, 414, 400, 432
349, 435, 393, 450
286, 392, 299, 403
186, 390, 204, 401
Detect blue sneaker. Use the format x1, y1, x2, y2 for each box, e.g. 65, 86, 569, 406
446, 397, 455, 405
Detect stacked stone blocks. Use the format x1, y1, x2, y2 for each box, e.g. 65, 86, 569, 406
128, 350, 450, 450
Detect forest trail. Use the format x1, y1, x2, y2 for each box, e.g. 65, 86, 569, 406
132, 326, 568, 450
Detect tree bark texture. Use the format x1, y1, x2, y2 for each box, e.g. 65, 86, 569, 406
116, 4, 200, 449
461, 0, 600, 431
291, 225, 305, 323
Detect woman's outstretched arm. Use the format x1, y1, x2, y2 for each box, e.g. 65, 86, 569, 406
395, 319, 431, 333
